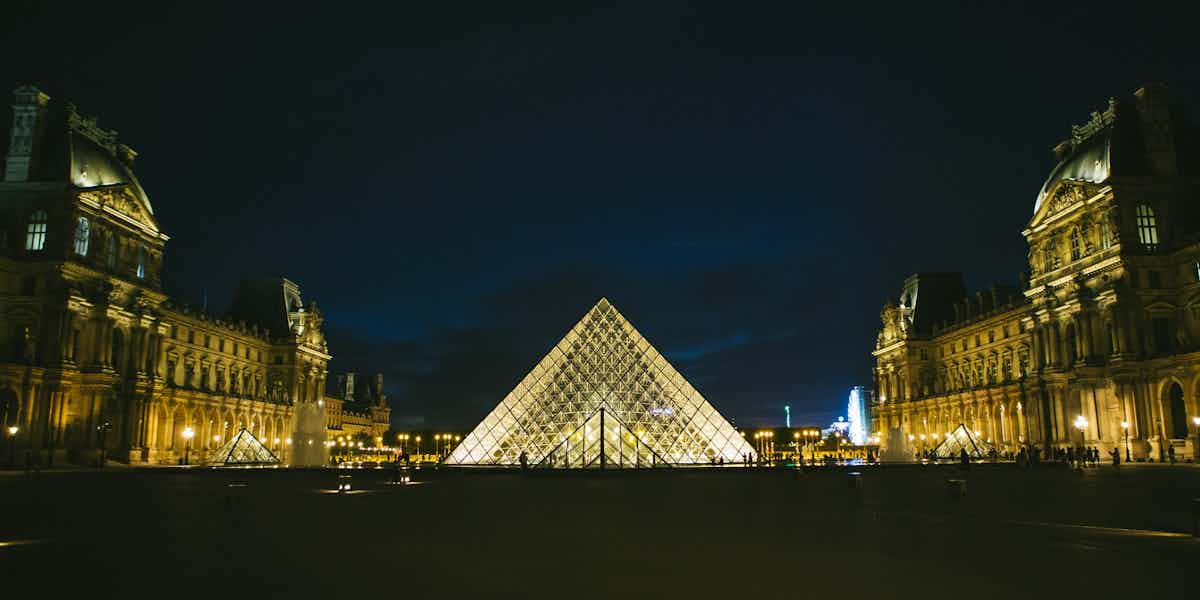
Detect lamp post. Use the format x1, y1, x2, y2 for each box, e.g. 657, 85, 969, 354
1193, 417, 1200, 462
284, 438, 292, 463
415, 435, 421, 456
6, 425, 17, 469
181, 426, 194, 465
1073, 415, 1088, 469
1120, 421, 1130, 463
792, 431, 800, 465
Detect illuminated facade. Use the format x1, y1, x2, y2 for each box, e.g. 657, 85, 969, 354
873, 83, 1200, 461
0, 85, 387, 466
446, 298, 755, 468
846, 386, 870, 446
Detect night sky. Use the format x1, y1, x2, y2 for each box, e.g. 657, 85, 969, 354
6, 2, 1197, 429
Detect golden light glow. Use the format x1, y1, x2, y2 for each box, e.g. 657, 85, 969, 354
8, 426, 19, 436
181, 427, 194, 440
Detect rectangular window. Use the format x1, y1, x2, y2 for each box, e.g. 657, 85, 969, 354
1136, 204, 1159, 252
187, 330, 195, 344
233, 343, 238, 357
1148, 270, 1162, 289
974, 335, 981, 347
219, 340, 225, 352
1194, 261, 1200, 282
25, 210, 47, 251
170, 326, 178, 339
1152, 317, 1173, 354
204, 335, 211, 348
136, 246, 146, 279
1002, 325, 1010, 338
74, 217, 90, 256
988, 330, 995, 343
1100, 219, 1112, 250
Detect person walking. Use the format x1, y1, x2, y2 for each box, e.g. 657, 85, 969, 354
519, 450, 528, 470
1109, 446, 1120, 473
1168, 444, 1176, 464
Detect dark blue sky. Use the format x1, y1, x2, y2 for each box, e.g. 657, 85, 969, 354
7, 1, 1198, 428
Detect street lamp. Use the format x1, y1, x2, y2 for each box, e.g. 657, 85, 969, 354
6, 425, 17, 468
1120, 421, 1130, 462
1073, 415, 1088, 469
1193, 417, 1200, 462
181, 426, 194, 465
793, 431, 800, 464
285, 437, 292, 463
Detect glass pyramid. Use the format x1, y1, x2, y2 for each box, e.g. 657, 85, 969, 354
208, 427, 281, 466
445, 298, 756, 468
932, 424, 993, 460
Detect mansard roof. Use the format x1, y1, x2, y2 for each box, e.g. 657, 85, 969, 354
1034, 84, 1200, 215
3, 85, 158, 229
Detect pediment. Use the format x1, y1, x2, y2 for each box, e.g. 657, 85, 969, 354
78, 186, 160, 235
1027, 180, 1097, 231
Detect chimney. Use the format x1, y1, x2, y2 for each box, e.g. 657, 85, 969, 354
344, 372, 355, 402
1133, 82, 1177, 176
977, 291, 994, 314
373, 373, 385, 407
5, 85, 51, 182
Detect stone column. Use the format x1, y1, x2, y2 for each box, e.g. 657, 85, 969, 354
1080, 313, 1095, 362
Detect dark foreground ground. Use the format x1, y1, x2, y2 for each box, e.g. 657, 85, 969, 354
2, 463, 1198, 598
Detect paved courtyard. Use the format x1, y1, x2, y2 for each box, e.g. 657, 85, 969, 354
2, 464, 1197, 598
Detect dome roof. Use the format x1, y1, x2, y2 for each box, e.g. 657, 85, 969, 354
1033, 129, 1110, 214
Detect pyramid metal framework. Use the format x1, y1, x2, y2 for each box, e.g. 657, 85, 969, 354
932, 424, 994, 459
208, 428, 280, 466
446, 298, 756, 468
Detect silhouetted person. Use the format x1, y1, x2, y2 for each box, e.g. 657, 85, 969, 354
519, 450, 529, 470
1168, 444, 1176, 464
1109, 447, 1120, 471
959, 448, 969, 469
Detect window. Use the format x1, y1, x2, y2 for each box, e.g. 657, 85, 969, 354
171, 325, 178, 339
136, 246, 146, 279
988, 330, 995, 343
204, 335, 211, 348
1043, 239, 1058, 271
73, 217, 89, 256
187, 330, 195, 344
219, 340, 225, 352
974, 335, 980, 347
1136, 204, 1158, 252
1152, 317, 1173, 354
106, 234, 118, 269
1194, 260, 1200, 282
1100, 218, 1112, 250
1148, 270, 1161, 289
1003, 325, 1010, 339
25, 210, 47, 251
1069, 227, 1082, 260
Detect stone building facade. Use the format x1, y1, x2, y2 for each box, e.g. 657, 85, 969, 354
873, 83, 1200, 461
324, 372, 391, 442
0, 85, 387, 466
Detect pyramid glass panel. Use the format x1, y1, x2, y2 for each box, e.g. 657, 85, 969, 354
932, 424, 994, 459
208, 427, 280, 466
446, 298, 755, 468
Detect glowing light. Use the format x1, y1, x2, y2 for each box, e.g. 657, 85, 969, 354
7, 426, 19, 436
1120, 421, 1129, 430
1073, 415, 1088, 431
182, 427, 194, 440
846, 387, 868, 446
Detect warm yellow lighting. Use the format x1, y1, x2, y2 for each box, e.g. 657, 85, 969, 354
932, 433, 939, 440
182, 427, 194, 440
974, 430, 981, 437
286, 438, 292, 445
1120, 420, 1129, 429
213, 435, 220, 442
919, 434, 926, 440
1193, 417, 1200, 426
907, 434, 914, 441
1073, 415, 1088, 431
7, 426, 18, 436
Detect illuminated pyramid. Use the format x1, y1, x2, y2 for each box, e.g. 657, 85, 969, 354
208, 428, 280, 466
446, 298, 756, 468
932, 424, 994, 460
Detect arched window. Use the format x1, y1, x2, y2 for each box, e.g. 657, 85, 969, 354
25, 209, 47, 251
73, 217, 90, 256
1099, 218, 1112, 250
1136, 204, 1159, 252
136, 246, 146, 279
1069, 227, 1082, 261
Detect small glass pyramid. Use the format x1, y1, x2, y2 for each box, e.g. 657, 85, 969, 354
446, 298, 756, 468
932, 424, 993, 459
208, 427, 281, 466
